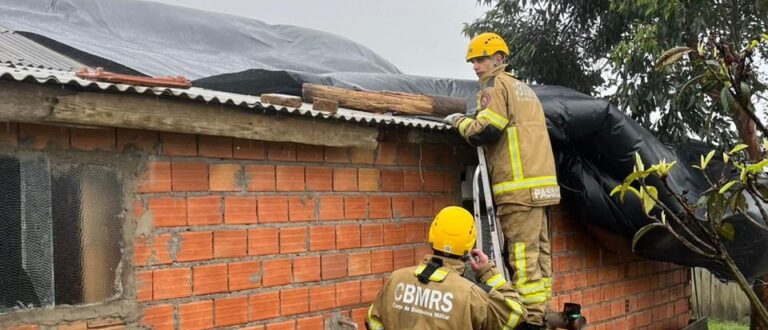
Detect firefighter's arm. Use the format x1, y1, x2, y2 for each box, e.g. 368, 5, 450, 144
365, 277, 388, 330
451, 84, 510, 146
473, 261, 527, 329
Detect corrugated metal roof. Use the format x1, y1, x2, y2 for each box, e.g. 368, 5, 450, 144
0, 64, 449, 130
0, 25, 86, 71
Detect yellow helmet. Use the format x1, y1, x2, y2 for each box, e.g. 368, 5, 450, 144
466, 32, 509, 61
428, 206, 476, 256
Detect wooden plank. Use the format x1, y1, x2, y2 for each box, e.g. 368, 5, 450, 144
0, 81, 73, 121
302, 83, 465, 116
49, 92, 378, 149
259, 93, 303, 108
312, 97, 339, 113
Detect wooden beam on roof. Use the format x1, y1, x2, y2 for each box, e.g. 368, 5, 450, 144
0, 81, 72, 121
48, 92, 379, 149
302, 83, 466, 116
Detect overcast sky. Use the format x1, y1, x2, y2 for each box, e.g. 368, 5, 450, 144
147, 0, 490, 80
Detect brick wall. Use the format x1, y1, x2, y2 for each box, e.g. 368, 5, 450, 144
549, 207, 692, 330
0, 122, 691, 330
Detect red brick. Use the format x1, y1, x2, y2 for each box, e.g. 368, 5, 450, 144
142, 234, 173, 265
263, 258, 292, 287
56, 322, 87, 330
361, 223, 384, 247
192, 264, 228, 295
0, 122, 18, 146
397, 143, 419, 165
336, 224, 361, 249
249, 291, 280, 321
248, 228, 279, 256
358, 168, 380, 191
375, 142, 397, 165
344, 196, 367, 219
289, 196, 316, 222
136, 270, 153, 302
352, 307, 368, 330
141, 304, 174, 330
176, 231, 213, 262
309, 226, 335, 251
405, 222, 426, 243
433, 197, 455, 212
117, 128, 158, 154
280, 227, 308, 253
442, 171, 457, 192
403, 170, 423, 191
266, 321, 295, 330
392, 196, 413, 218
276, 166, 305, 191
209, 163, 241, 191
224, 196, 257, 224
179, 300, 213, 330
361, 278, 384, 303
160, 132, 196, 156
321, 254, 347, 280
233, 138, 266, 159
319, 195, 344, 220
369, 196, 392, 219
305, 166, 332, 191
199, 135, 233, 158
348, 252, 372, 276
336, 280, 361, 307
297, 144, 324, 162
215, 296, 248, 327
310, 285, 336, 312
350, 148, 374, 164
246, 165, 276, 191
153, 267, 191, 300
281, 287, 309, 316
381, 170, 404, 192
371, 249, 393, 273
296, 316, 324, 330
383, 223, 406, 245
214, 230, 247, 258
19, 123, 69, 150
148, 197, 186, 227
333, 168, 358, 191
414, 245, 432, 259
268, 142, 296, 161
172, 162, 208, 191
229, 261, 261, 291
137, 161, 171, 193
293, 256, 321, 283
258, 196, 288, 223
413, 196, 433, 217
324, 146, 349, 163
187, 196, 221, 226
423, 171, 443, 192
70, 127, 115, 151
393, 247, 415, 269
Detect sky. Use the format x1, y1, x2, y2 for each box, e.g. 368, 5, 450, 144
147, 0, 490, 80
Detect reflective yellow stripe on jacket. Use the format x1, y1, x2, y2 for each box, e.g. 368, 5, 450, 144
492, 127, 557, 196
366, 305, 384, 330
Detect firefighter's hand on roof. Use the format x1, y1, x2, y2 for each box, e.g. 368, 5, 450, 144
443, 113, 463, 126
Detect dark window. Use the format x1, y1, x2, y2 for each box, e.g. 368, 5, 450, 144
0, 156, 123, 313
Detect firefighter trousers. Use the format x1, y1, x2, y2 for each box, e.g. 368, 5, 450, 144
498, 204, 552, 326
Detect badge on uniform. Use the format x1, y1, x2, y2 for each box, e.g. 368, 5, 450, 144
480, 91, 491, 108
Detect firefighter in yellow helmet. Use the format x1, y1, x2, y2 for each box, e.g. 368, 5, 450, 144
365, 206, 526, 329
443, 32, 560, 329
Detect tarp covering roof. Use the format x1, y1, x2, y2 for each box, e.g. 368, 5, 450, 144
2, 0, 767, 280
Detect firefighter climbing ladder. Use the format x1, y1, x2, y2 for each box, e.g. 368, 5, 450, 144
472, 146, 510, 280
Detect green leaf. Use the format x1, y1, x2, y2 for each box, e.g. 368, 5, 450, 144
640, 186, 658, 214
719, 181, 738, 194
718, 223, 735, 241
702, 150, 716, 169
634, 152, 645, 172
679, 73, 706, 93
610, 185, 622, 197
720, 86, 736, 113
655, 46, 692, 70
729, 144, 748, 154
722, 152, 730, 163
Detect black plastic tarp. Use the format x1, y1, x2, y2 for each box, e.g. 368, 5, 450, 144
3, 0, 767, 280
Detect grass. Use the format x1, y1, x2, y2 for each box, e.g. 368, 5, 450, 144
708, 319, 749, 330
